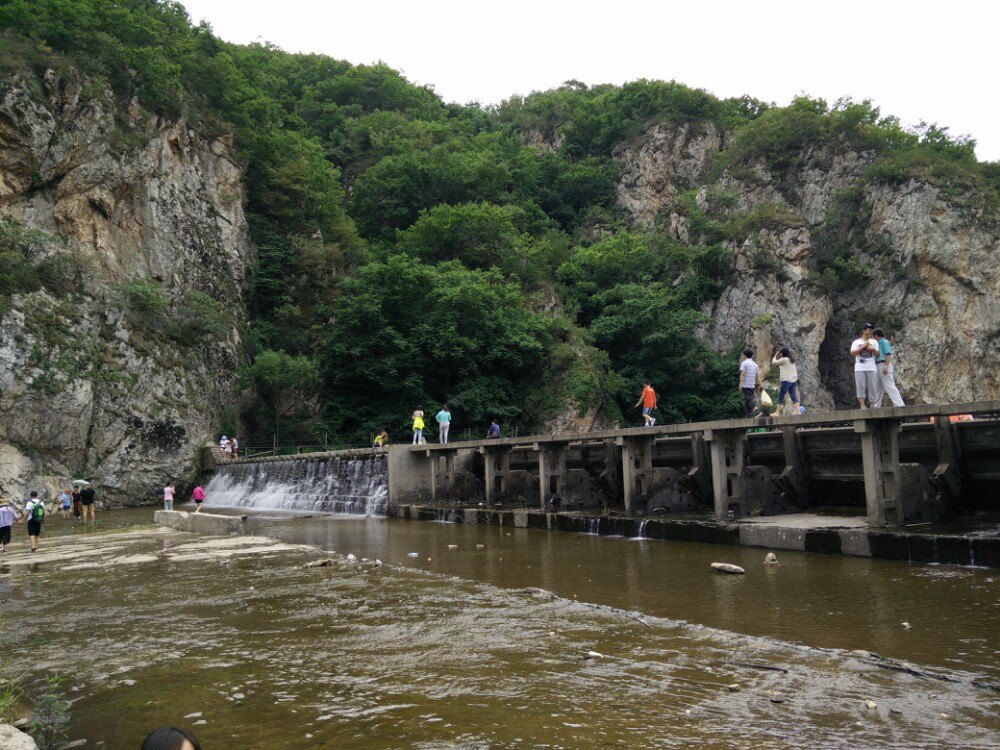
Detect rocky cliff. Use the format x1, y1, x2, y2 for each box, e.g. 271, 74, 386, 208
0, 69, 251, 505
616, 125, 1000, 408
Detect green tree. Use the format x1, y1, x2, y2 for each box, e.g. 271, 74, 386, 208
244, 350, 319, 443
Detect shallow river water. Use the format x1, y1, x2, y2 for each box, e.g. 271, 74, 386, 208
1, 509, 998, 749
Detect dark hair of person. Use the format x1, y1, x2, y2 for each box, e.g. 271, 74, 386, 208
742, 348, 754, 358
779, 346, 794, 363
140, 726, 202, 750
873, 328, 884, 337
416, 406, 422, 411
29, 491, 38, 498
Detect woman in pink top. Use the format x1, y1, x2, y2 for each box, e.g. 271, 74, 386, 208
163, 483, 175, 511
191, 484, 205, 513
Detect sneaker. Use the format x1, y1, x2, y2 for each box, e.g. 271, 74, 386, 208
649, 417, 656, 426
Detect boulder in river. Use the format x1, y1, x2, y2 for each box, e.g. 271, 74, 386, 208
0, 724, 38, 750
711, 562, 746, 574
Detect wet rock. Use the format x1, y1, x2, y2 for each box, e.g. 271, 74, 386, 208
0, 724, 37, 750
53, 741, 87, 750
711, 562, 746, 574
585, 651, 604, 659
475, 544, 485, 549
374, 559, 383, 567
763, 552, 778, 566
346, 554, 357, 563
304, 558, 335, 568
407, 552, 419, 557
447, 544, 458, 550
11, 719, 28, 730
183, 712, 202, 719
865, 700, 878, 710
523, 587, 557, 601
850, 649, 872, 658
769, 696, 785, 704
901, 621, 911, 629
727, 684, 741, 692
890, 708, 902, 715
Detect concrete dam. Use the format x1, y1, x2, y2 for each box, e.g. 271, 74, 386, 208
212, 401, 1000, 567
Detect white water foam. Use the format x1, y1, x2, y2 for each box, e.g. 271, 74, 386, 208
203, 456, 388, 516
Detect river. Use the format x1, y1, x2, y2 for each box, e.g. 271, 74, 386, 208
0, 509, 997, 749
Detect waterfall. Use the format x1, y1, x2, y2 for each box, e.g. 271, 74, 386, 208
203, 455, 388, 516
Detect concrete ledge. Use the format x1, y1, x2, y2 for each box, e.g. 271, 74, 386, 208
387, 504, 998, 568
739, 524, 807, 551
154, 510, 246, 535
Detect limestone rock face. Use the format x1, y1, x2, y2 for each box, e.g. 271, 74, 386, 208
616, 122, 723, 226
616, 125, 1000, 408
0, 70, 251, 504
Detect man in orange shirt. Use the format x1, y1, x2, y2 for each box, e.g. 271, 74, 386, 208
634, 380, 657, 427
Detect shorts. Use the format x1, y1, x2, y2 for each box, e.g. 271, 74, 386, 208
81, 498, 94, 506
642, 406, 652, 415
194, 498, 204, 505
61, 503, 71, 510
27, 520, 42, 537
0, 526, 10, 545
855, 370, 879, 400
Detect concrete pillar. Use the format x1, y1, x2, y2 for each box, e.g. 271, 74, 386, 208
537, 444, 567, 509
619, 435, 654, 514
778, 427, 810, 505
482, 446, 511, 505
931, 419, 963, 514
427, 450, 459, 503
682, 433, 712, 505
705, 428, 747, 520
853, 418, 902, 527
387, 445, 433, 508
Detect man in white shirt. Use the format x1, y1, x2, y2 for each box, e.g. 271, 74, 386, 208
850, 323, 880, 409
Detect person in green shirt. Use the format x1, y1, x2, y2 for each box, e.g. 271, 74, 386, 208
872, 328, 905, 407
435, 405, 452, 444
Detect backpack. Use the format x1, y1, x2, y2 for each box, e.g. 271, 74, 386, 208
31, 502, 44, 522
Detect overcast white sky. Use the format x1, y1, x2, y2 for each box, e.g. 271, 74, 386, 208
180, 0, 999, 161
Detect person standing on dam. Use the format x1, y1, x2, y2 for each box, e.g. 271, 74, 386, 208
850, 323, 881, 409
872, 328, 905, 408
435, 405, 452, 444
412, 406, 425, 444
738, 349, 762, 417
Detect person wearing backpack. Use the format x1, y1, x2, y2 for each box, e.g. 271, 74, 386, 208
22, 491, 45, 552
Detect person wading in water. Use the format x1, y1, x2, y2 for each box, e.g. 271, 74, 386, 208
22, 491, 45, 553
191, 484, 205, 513
80, 483, 97, 526
0, 497, 18, 554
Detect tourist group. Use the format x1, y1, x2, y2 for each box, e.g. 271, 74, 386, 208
0, 482, 98, 554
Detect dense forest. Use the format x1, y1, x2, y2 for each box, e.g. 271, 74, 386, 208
1, 0, 997, 446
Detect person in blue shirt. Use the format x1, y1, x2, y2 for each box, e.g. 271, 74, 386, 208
435, 405, 452, 444
486, 420, 501, 439
872, 328, 905, 407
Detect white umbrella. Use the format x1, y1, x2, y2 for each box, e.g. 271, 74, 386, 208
70, 479, 91, 486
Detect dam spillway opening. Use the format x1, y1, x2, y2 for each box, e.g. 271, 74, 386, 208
204, 454, 388, 516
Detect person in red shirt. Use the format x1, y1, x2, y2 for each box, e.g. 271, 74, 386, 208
634, 381, 657, 427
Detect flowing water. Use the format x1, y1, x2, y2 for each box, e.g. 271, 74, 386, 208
1, 504, 998, 749
204, 456, 388, 515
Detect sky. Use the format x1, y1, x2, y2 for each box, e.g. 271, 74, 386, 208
180, 0, 1000, 161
